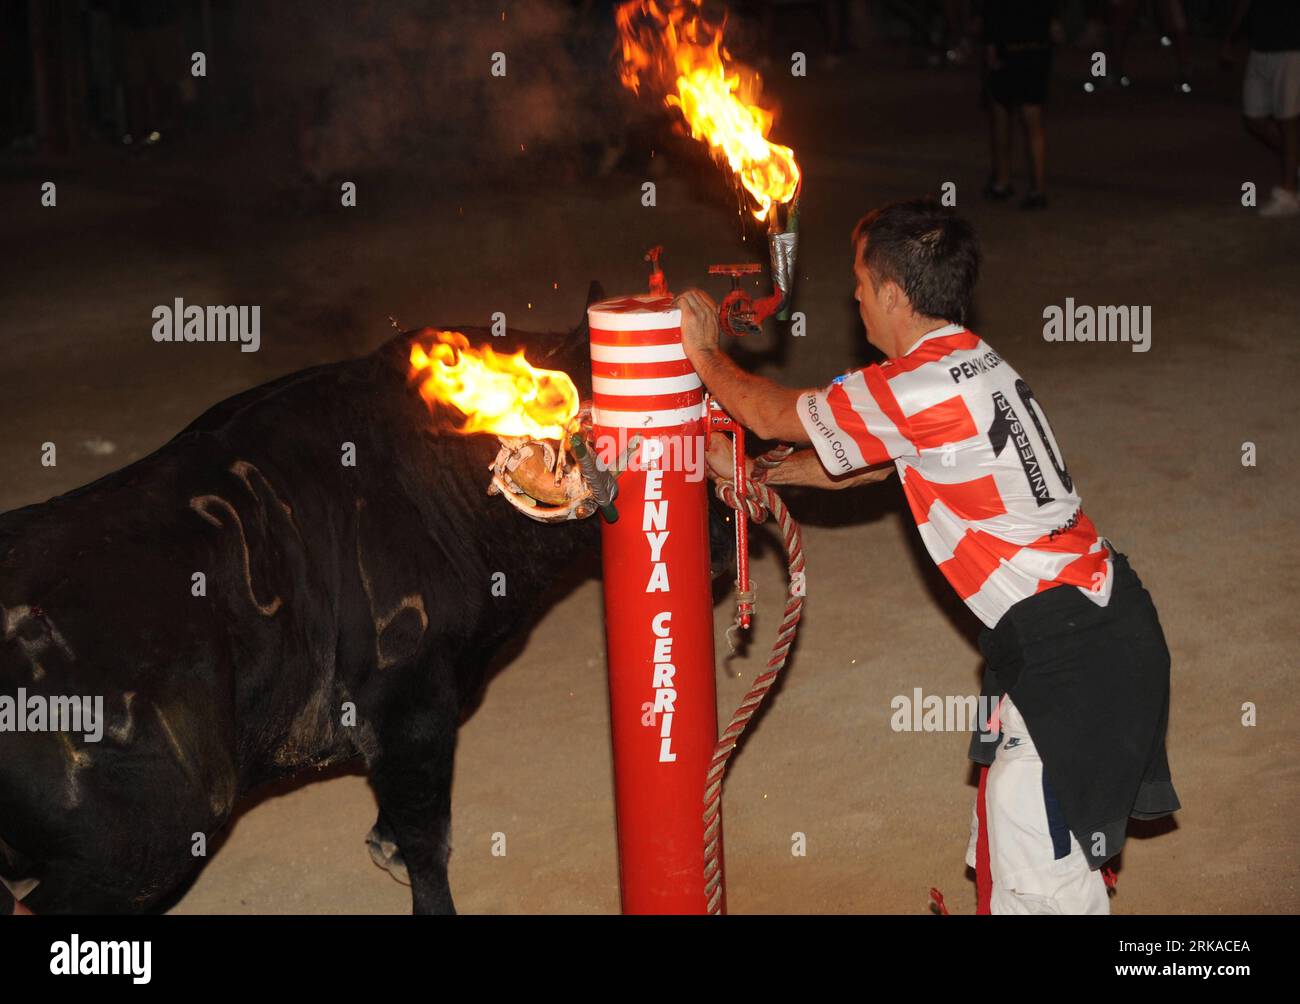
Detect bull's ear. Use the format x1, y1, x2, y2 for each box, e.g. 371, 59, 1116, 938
568, 280, 605, 345
540, 281, 604, 363
569, 280, 604, 345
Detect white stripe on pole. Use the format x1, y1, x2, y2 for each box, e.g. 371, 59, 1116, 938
593, 402, 707, 429
588, 308, 683, 332
592, 373, 702, 396
590, 342, 689, 363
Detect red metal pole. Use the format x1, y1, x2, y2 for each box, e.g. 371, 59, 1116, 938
588, 291, 724, 915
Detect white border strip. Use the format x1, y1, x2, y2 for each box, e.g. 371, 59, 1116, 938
592, 373, 701, 396
588, 308, 682, 331
593, 402, 706, 429
590, 342, 688, 363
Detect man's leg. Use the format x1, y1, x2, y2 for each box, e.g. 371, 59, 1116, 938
1279, 51, 1300, 190
1257, 52, 1300, 214
1158, 0, 1191, 88
1109, 0, 1138, 84
1280, 116, 1299, 193
989, 100, 1013, 190
1244, 115, 1281, 153
984, 698, 1110, 915
1017, 103, 1048, 210
1021, 104, 1046, 194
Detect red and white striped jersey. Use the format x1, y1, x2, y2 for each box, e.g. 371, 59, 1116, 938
797, 323, 1113, 628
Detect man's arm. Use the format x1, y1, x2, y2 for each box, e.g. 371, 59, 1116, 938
676, 288, 811, 444
689, 345, 811, 444
705, 421, 894, 490
680, 288, 898, 488
764, 449, 895, 490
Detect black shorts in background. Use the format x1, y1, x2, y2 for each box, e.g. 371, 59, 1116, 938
988, 47, 1053, 108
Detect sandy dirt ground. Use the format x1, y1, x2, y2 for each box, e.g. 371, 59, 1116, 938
2, 32, 1297, 915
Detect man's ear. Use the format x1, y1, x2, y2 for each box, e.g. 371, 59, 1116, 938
882, 279, 901, 314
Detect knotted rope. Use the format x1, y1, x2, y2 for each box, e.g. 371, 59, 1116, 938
704, 445, 805, 914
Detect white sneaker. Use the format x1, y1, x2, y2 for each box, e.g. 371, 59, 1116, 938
1259, 186, 1300, 217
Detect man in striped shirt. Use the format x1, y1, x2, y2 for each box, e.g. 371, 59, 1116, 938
676, 199, 1179, 914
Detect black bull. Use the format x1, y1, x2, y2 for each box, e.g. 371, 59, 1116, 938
0, 288, 736, 914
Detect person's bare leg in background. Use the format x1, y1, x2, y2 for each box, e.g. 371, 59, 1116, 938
1109, 0, 1138, 86
990, 100, 1013, 191
1159, 0, 1193, 89
1245, 114, 1299, 195
1245, 115, 1281, 155
1284, 115, 1300, 193
1021, 103, 1047, 199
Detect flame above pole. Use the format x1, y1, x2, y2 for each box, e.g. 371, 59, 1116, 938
615, 0, 800, 223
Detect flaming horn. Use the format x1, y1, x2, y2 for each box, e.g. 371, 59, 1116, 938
409, 330, 621, 524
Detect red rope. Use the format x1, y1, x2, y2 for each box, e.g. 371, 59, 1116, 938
704, 446, 804, 914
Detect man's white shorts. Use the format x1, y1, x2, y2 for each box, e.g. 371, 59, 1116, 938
1243, 50, 1300, 120
965, 697, 1110, 915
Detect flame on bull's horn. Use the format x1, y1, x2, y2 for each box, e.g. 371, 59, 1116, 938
410, 331, 579, 441
616, 0, 800, 222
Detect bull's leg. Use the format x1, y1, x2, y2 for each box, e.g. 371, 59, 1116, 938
365, 676, 458, 915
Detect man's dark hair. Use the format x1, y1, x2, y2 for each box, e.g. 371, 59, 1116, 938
851, 199, 980, 326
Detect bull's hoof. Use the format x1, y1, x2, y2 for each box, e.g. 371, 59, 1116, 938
365, 825, 410, 886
